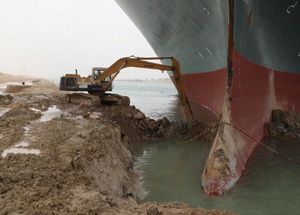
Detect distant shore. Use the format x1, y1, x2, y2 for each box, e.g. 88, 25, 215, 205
115, 78, 172, 83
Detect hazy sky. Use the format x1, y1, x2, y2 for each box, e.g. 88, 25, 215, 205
0, 0, 169, 81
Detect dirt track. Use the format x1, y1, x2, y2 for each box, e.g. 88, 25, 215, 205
0, 79, 234, 215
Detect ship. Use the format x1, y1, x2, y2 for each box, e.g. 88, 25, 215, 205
115, 0, 300, 195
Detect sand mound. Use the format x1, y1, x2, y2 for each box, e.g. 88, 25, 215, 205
4, 85, 32, 93
0, 73, 33, 83
20, 79, 60, 94
0, 73, 60, 95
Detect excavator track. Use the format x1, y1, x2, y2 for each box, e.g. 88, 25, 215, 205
101, 93, 130, 106
66, 93, 100, 105
66, 93, 130, 106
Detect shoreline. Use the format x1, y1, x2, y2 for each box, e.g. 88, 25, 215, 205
0, 78, 234, 214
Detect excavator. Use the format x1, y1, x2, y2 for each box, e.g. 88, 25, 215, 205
59, 56, 194, 122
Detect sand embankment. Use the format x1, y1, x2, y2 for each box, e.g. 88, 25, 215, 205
0, 76, 234, 215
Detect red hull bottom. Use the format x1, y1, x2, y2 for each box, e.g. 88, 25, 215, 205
183, 50, 300, 196
181, 69, 226, 124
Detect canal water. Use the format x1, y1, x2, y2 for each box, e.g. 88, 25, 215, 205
113, 80, 179, 120
133, 138, 300, 215
113, 80, 300, 215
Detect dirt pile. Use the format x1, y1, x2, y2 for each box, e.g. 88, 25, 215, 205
0, 117, 137, 214
0, 73, 33, 83
102, 105, 171, 141
0, 108, 41, 151
21, 79, 60, 95
4, 85, 32, 93
0, 94, 13, 105
0, 76, 59, 95
265, 109, 300, 139
63, 102, 206, 143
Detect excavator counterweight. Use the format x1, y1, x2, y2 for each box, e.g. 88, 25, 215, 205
59, 56, 194, 123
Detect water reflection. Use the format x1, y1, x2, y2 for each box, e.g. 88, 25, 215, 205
39, 105, 62, 122
2, 148, 40, 157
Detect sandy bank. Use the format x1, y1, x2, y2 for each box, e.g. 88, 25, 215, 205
0, 78, 234, 215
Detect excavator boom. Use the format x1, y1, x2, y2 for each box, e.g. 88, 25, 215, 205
98, 57, 173, 80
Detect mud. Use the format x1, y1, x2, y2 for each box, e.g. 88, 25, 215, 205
0, 95, 13, 105
0, 108, 41, 151
0, 78, 234, 215
99, 105, 205, 142
4, 85, 32, 93
198, 123, 219, 144
265, 109, 300, 139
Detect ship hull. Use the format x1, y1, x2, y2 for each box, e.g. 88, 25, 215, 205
203, 49, 300, 195
180, 68, 226, 124
115, 0, 300, 195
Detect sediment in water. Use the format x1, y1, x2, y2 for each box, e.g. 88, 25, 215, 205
265, 109, 300, 139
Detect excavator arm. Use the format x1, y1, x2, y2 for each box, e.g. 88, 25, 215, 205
97, 57, 174, 90
97, 56, 194, 123
98, 57, 174, 81
60, 56, 194, 123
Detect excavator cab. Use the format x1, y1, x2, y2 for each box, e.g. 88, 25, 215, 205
91, 67, 113, 92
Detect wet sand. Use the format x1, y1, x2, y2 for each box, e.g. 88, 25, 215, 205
0, 77, 234, 215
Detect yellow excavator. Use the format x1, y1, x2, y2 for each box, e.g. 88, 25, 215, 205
59, 56, 194, 122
